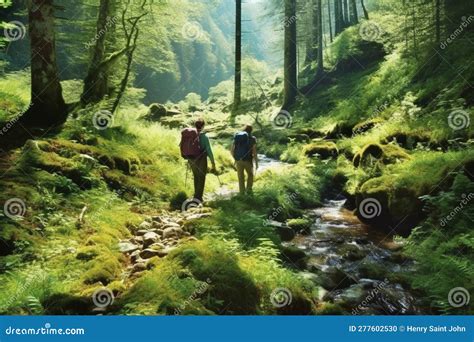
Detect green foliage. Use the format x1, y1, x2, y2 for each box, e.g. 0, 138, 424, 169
403, 174, 474, 314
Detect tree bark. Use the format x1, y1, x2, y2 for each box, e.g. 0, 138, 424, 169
305, 0, 319, 65
316, 0, 324, 77
81, 0, 111, 104
111, 0, 148, 113
335, 0, 345, 34
350, 0, 359, 24
343, 0, 349, 27
361, 0, 369, 20
282, 0, 297, 110
334, 0, 341, 34
22, 0, 67, 127
435, 0, 441, 42
327, 0, 333, 42
233, 0, 242, 110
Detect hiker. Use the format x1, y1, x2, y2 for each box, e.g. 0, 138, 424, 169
180, 118, 216, 202
231, 125, 258, 195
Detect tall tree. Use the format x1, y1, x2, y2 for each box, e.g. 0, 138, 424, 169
343, 0, 349, 27
334, 0, 342, 34
21, 0, 67, 127
349, 0, 359, 24
81, 0, 111, 104
233, 0, 242, 110
327, 0, 333, 42
111, 0, 148, 114
282, 0, 297, 109
434, 0, 441, 43
360, 0, 369, 20
316, 0, 324, 77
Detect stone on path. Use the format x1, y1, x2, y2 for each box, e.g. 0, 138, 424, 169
118, 241, 140, 253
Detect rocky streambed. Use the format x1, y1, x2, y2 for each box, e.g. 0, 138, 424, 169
287, 200, 421, 314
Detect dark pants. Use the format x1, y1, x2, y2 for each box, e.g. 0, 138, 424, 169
189, 156, 208, 201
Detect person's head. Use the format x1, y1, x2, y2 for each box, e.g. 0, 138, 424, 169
195, 118, 205, 131
243, 124, 253, 134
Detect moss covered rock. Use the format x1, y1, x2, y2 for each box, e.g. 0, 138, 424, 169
287, 218, 312, 235
304, 141, 339, 159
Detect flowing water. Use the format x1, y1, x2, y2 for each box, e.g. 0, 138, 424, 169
210, 155, 420, 314
287, 200, 421, 314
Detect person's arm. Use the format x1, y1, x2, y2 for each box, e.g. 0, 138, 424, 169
252, 138, 258, 169
230, 143, 235, 158
201, 134, 216, 168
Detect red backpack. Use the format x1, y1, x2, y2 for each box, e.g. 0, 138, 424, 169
180, 128, 204, 159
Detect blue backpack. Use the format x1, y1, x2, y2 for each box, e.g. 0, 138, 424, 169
234, 131, 251, 161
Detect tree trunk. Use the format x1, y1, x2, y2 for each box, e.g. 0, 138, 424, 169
334, 0, 341, 34
435, 0, 441, 42
316, 0, 324, 77
111, 0, 148, 113
350, 0, 359, 24
81, 0, 111, 104
343, 0, 349, 27
282, 0, 297, 110
327, 0, 333, 42
336, 0, 345, 34
233, 0, 242, 110
305, 0, 319, 65
360, 0, 369, 20
21, 0, 67, 127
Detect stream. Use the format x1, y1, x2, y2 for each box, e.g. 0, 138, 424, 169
290, 200, 420, 314
255, 156, 420, 314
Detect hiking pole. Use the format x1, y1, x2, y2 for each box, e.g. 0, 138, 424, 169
215, 173, 223, 187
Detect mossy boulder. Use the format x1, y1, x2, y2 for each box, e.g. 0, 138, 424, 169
82, 254, 123, 285
352, 118, 384, 135
353, 143, 410, 168
144, 103, 168, 121
315, 266, 357, 290
288, 133, 310, 143
281, 246, 307, 269
326, 121, 354, 139
304, 141, 339, 159
42, 293, 92, 315
383, 131, 431, 150
287, 218, 312, 235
